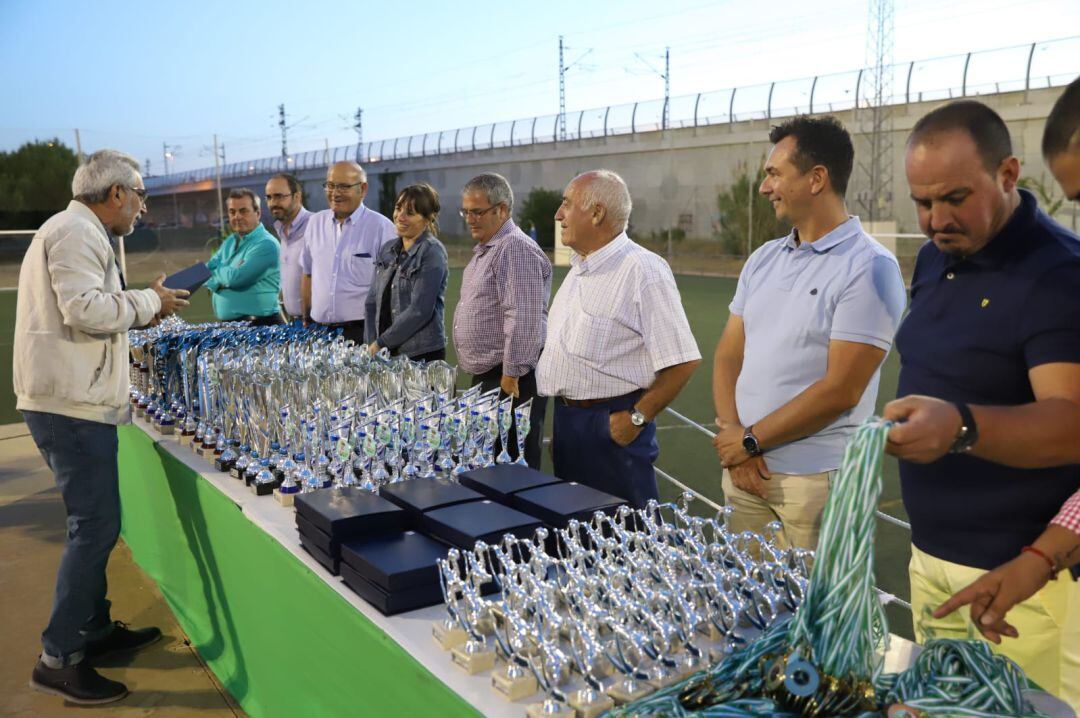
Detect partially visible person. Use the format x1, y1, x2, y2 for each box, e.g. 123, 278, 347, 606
924, 81, 1080, 710
14, 149, 189, 704
454, 172, 551, 468
266, 172, 311, 321
537, 170, 701, 507
884, 100, 1080, 704
364, 182, 449, 361
301, 161, 395, 343
205, 188, 281, 325
712, 116, 905, 551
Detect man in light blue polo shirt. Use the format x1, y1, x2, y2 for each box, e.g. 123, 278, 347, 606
712, 116, 906, 550
300, 161, 395, 344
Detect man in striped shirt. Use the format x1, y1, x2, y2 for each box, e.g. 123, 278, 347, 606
537, 170, 701, 507
453, 173, 551, 469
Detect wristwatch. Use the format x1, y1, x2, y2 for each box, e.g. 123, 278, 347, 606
948, 403, 978, 454
629, 407, 647, 427
742, 425, 763, 457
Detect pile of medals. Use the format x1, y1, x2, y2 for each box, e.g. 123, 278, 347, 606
129, 318, 534, 503
433, 493, 812, 718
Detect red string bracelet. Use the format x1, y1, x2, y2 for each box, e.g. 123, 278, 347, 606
1021, 545, 1058, 580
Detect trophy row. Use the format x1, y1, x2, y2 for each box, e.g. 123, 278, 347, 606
433, 494, 811, 717
129, 318, 534, 505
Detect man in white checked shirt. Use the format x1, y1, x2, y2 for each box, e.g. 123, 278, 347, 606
537, 170, 701, 507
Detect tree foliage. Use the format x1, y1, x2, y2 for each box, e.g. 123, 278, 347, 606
517, 187, 562, 248
377, 171, 402, 220
716, 162, 789, 257
0, 139, 80, 229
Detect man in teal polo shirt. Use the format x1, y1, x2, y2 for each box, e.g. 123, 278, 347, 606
206, 188, 282, 324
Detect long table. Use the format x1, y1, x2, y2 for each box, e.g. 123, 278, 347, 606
117, 419, 922, 718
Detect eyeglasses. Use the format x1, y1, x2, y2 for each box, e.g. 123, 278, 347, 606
322, 182, 363, 192
265, 192, 296, 202
126, 186, 149, 205
458, 205, 500, 220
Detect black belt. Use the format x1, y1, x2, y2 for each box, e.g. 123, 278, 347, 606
558, 391, 640, 408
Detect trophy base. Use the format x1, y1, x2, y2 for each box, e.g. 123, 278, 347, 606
197, 445, 215, 459
179, 433, 194, 447
568, 689, 615, 718
606, 681, 653, 705
214, 458, 235, 473
155, 423, 175, 435
134, 407, 145, 418
252, 480, 282, 496
450, 644, 496, 674
273, 488, 297, 507
645, 671, 682, 689
432, 622, 468, 651
524, 699, 575, 718
230, 466, 246, 479
491, 668, 537, 701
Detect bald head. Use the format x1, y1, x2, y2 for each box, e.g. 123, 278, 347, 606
325, 161, 368, 219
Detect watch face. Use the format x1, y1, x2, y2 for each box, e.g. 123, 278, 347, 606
743, 435, 759, 455
630, 410, 646, 427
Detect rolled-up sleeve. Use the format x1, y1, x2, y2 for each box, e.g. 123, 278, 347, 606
830, 253, 906, 351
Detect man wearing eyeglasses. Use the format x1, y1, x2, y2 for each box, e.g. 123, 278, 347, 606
205, 188, 282, 325
266, 173, 310, 322
454, 172, 552, 469
300, 161, 395, 343
15, 149, 189, 704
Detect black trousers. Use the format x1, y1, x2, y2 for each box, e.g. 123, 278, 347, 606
470, 366, 547, 471
324, 320, 365, 345
405, 348, 446, 363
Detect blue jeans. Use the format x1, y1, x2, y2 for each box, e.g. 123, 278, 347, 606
551, 393, 660, 508
23, 411, 120, 665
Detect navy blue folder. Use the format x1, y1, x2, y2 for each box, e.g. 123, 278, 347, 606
340, 563, 444, 615
340, 530, 451, 592
510, 482, 626, 528
422, 500, 543, 550
458, 464, 562, 502
379, 479, 483, 518
295, 488, 406, 538
163, 261, 212, 294
299, 534, 340, 575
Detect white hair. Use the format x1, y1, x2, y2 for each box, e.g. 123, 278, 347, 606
575, 169, 632, 232
71, 149, 141, 204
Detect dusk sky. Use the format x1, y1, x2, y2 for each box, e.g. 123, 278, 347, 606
2, 0, 1078, 173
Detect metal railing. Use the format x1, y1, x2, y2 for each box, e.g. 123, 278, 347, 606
146, 36, 1079, 192
656, 405, 913, 611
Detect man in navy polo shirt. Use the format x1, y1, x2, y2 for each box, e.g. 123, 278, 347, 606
712, 116, 906, 551
884, 100, 1080, 701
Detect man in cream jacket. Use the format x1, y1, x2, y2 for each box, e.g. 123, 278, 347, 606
14, 149, 188, 704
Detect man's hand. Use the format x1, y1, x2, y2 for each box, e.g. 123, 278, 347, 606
609, 411, 643, 447
149, 273, 190, 317
884, 395, 962, 463
500, 374, 520, 398
366, 341, 380, 356
712, 420, 750, 467
932, 552, 1053, 643
728, 454, 771, 500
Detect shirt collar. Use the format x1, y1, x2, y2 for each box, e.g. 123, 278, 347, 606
474, 219, 516, 256
946, 188, 1036, 271
783, 216, 863, 253
574, 232, 630, 274
277, 206, 311, 237
334, 203, 367, 228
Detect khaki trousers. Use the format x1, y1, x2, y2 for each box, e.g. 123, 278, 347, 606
721, 469, 832, 551
909, 544, 1080, 710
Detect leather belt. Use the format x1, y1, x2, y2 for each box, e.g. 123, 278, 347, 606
558, 391, 640, 409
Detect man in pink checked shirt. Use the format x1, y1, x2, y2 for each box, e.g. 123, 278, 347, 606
453, 172, 552, 469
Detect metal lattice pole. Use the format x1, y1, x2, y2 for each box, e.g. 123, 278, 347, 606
857, 0, 895, 224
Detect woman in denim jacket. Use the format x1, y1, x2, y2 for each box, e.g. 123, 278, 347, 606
364, 183, 448, 361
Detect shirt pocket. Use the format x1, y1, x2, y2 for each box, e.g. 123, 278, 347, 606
561, 310, 636, 365
343, 252, 375, 289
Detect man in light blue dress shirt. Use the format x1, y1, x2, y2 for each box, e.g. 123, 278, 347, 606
711, 116, 906, 551
267, 173, 311, 321
300, 161, 395, 343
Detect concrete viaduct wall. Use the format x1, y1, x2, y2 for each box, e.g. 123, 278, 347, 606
149, 86, 1071, 238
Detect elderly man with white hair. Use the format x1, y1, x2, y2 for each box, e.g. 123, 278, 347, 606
14, 149, 189, 703
537, 170, 701, 506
